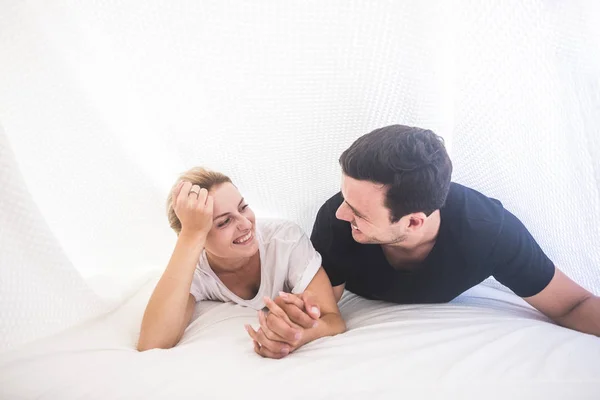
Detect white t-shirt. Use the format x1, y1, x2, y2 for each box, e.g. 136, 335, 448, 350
189, 219, 322, 310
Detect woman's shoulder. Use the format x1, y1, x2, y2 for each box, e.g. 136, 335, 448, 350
256, 218, 307, 244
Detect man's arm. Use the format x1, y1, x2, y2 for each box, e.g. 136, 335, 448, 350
489, 209, 600, 335
524, 267, 600, 336
332, 283, 345, 303
293, 268, 346, 343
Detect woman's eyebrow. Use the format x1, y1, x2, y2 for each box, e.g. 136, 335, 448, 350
213, 198, 244, 220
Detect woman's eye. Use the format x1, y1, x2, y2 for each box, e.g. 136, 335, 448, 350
241, 204, 249, 211
217, 218, 230, 228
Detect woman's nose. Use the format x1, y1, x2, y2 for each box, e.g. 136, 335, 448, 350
238, 216, 252, 230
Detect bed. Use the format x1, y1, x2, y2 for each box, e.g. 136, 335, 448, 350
1, 274, 599, 399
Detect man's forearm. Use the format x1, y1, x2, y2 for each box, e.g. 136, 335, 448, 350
300, 312, 346, 346
555, 295, 600, 336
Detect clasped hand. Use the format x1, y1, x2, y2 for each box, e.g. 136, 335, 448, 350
245, 291, 321, 359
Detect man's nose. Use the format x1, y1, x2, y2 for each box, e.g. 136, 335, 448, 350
335, 203, 351, 222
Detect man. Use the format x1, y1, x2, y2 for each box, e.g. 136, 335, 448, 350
251, 124, 599, 358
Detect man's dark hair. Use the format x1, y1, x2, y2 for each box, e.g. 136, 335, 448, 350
339, 124, 452, 222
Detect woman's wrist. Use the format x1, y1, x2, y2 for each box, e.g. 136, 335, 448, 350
178, 229, 208, 245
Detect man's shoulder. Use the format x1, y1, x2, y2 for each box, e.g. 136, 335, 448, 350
318, 192, 344, 214
311, 192, 355, 249
441, 182, 506, 249
444, 182, 505, 223
312, 192, 346, 232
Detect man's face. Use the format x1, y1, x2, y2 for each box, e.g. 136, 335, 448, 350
335, 174, 409, 245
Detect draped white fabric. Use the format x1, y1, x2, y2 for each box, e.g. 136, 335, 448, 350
1, 0, 599, 354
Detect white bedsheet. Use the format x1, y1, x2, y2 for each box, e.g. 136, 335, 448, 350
1, 276, 599, 400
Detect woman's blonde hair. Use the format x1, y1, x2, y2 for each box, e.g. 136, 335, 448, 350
167, 167, 232, 234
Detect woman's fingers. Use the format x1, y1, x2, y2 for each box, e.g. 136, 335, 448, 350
259, 310, 298, 344
266, 311, 302, 345
255, 323, 288, 355
278, 291, 304, 308
189, 184, 201, 197
245, 324, 288, 359
273, 294, 316, 329
176, 181, 193, 209
187, 185, 201, 208
172, 181, 185, 203
173, 181, 214, 236
263, 297, 295, 328
252, 339, 262, 357
195, 187, 209, 207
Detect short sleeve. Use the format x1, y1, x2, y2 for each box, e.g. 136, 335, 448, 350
310, 197, 348, 286
285, 225, 323, 294
491, 209, 556, 297
189, 269, 207, 302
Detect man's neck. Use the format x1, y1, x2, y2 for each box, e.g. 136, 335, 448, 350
381, 210, 441, 268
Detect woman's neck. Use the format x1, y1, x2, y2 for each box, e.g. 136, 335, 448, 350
207, 251, 261, 300
207, 251, 252, 272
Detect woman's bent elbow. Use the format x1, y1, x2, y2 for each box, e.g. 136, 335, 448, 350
136, 336, 177, 352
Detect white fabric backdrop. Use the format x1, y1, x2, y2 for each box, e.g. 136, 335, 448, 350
1, 0, 599, 351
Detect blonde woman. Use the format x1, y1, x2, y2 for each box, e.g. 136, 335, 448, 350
138, 167, 345, 359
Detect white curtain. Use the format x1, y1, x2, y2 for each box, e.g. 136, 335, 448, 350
1, 0, 599, 351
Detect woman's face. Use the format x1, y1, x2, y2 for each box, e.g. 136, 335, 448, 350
205, 182, 258, 260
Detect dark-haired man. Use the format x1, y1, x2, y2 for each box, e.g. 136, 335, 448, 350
258, 125, 599, 351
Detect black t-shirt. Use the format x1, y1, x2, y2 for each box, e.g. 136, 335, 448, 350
310, 182, 555, 303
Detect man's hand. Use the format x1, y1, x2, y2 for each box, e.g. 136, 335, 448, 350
274, 291, 321, 328
244, 268, 347, 359
245, 297, 305, 359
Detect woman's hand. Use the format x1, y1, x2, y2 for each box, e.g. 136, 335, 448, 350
244, 297, 304, 359
172, 181, 214, 237
244, 268, 346, 359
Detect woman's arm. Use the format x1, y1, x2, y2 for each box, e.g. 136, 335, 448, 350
137, 232, 205, 351
137, 181, 214, 351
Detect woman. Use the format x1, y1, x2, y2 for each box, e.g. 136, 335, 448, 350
138, 167, 345, 358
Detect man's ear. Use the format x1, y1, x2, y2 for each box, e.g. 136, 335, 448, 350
407, 212, 427, 229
